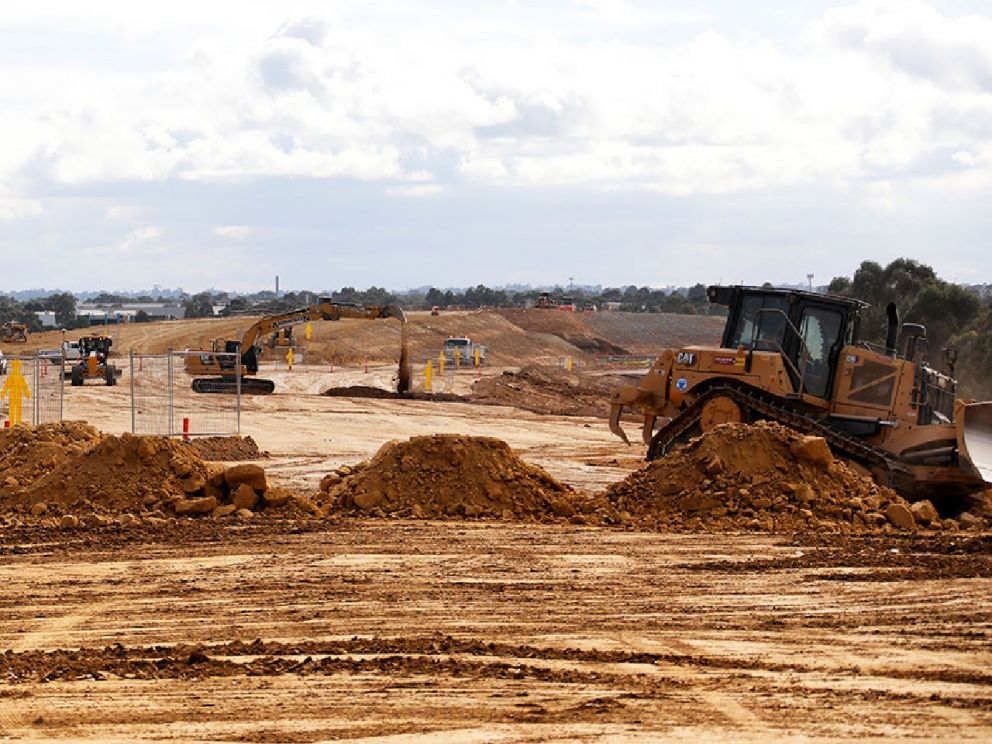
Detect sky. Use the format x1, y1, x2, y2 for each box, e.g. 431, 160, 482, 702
0, 0, 990, 293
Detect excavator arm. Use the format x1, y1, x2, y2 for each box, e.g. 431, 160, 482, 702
239, 302, 406, 354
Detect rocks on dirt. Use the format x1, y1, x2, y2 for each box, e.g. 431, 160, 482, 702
323, 434, 575, 522
600, 421, 935, 533
0, 423, 304, 524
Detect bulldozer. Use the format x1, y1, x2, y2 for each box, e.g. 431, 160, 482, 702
609, 285, 992, 499
69, 336, 119, 386
185, 299, 408, 394
0, 322, 28, 344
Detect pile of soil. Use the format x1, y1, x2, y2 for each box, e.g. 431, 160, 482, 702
321, 385, 463, 402
601, 421, 975, 532
470, 365, 635, 417
0, 423, 304, 524
0, 421, 102, 490
189, 436, 263, 461
321, 434, 575, 520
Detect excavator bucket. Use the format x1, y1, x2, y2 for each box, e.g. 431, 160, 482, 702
958, 402, 992, 484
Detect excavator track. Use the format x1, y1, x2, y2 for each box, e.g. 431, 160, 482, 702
647, 383, 909, 489
191, 377, 275, 395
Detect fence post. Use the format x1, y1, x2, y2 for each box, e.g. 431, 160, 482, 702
236, 344, 242, 435
32, 355, 39, 425
167, 348, 174, 438
129, 350, 136, 434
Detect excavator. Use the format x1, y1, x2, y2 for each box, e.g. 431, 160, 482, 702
185, 299, 409, 394
609, 285, 992, 499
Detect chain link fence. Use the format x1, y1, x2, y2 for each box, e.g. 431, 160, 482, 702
0, 352, 64, 427
130, 350, 241, 437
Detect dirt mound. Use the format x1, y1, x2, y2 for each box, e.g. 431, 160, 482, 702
0, 424, 304, 522
602, 421, 950, 532
0, 422, 103, 491
189, 436, 263, 461
321, 435, 574, 520
321, 385, 464, 402
470, 365, 635, 417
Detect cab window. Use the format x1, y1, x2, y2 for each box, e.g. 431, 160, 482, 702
799, 306, 843, 397
729, 295, 790, 350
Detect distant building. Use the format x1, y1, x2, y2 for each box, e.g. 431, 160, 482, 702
76, 302, 186, 323
33, 311, 58, 327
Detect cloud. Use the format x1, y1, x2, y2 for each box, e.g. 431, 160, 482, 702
0, 197, 42, 219
213, 225, 252, 239
0, 0, 990, 205
115, 225, 162, 254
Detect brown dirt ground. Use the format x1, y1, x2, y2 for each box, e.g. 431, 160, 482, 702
0, 521, 989, 741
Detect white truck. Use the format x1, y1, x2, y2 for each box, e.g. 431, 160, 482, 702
442, 336, 486, 367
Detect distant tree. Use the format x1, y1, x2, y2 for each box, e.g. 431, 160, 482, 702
44, 292, 77, 326
183, 292, 215, 318
133, 310, 152, 323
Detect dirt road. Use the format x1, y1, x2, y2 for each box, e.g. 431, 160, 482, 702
0, 522, 989, 741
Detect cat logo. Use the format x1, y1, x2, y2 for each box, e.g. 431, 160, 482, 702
676, 351, 697, 367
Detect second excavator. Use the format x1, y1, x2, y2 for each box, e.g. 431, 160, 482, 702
185, 299, 408, 394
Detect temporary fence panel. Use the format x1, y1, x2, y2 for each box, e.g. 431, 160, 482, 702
130, 350, 240, 437
0, 353, 64, 427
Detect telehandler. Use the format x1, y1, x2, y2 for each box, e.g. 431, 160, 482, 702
185, 299, 408, 394
609, 285, 992, 499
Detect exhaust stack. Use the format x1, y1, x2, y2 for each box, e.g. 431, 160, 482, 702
885, 302, 899, 355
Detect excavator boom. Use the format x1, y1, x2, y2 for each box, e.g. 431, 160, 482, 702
188, 300, 408, 395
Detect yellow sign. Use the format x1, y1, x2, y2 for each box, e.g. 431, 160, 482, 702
286, 348, 295, 371
305, 322, 313, 341
1, 359, 31, 426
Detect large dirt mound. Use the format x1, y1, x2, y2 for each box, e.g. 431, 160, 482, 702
470, 365, 636, 417
0, 424, 302, 522
322, 434, 575, 520
602, 421, 948, 532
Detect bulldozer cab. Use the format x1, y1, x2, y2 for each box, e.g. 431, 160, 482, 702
713, 286, 864, 400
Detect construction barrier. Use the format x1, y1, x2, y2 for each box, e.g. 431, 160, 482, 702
0, 353, 64, 427
129, 350, 240, 437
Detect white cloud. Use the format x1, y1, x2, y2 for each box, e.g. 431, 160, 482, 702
213, 225, 252, 239
115, 226, 162, 255
0, 1, 990, 204
0, 198, 42, 220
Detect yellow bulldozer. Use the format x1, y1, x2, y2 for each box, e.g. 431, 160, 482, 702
0, 322, 28, 344
185, 299, 408, 394
609, 285, 992, 499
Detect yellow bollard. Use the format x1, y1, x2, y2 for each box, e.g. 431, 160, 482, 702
438, 351, 445, 375
566, 356, 573, 371
454, 349, 461, 368
474, 347, 480, 367
424, 359, 433, 392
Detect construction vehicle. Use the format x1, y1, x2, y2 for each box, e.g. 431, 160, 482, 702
535, 292, 554, 309
266, 326, 297, 349
185, 299, 407, 394
0, 322, 28, 344
69, 336, 119, 386
609, 285, 992, 499
442, 337, 486, 367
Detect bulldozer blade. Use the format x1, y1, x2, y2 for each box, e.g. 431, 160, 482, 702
609, 402, 630, 445
959, 402, 992, 484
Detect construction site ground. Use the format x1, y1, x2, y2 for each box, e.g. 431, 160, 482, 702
2, 312, 990, 741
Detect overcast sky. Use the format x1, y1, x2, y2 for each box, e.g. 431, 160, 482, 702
1, 0, 990, 292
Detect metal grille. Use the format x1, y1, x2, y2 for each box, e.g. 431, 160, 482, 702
0, 353, 64, 426
130, 350, 240, 437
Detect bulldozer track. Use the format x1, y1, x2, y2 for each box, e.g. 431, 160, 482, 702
192, 377, 275, 395
647, 383, 905, 486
